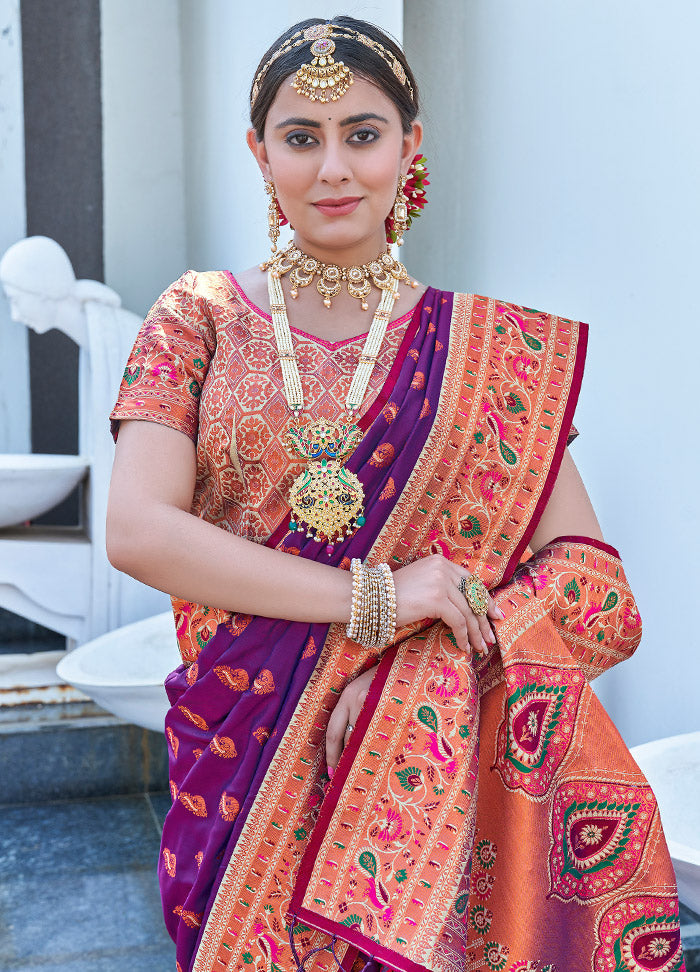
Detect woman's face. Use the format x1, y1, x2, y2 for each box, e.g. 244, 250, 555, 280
247, 75, 422, 263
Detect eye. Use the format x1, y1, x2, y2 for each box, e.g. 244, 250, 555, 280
349, 128, 379, 144
285, 131, 317, 147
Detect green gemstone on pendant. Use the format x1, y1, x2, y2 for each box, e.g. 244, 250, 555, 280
289, 520, 297, 531
356, 515, 366, 526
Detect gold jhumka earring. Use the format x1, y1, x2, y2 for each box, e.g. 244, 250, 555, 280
265, 181, 280, 253
391, 175, 410, 247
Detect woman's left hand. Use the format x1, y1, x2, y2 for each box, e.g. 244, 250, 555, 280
325, 664, 378, 777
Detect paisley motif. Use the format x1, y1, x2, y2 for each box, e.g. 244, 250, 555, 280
219, 793, 240, 822
166, 726, 179, 758
594, 895, 684, 972
162, 847, 177, 877
178, 791, 207, 817
549, 780, 656, 901
173, 905, 203, 929
210, 735, 238, 758
494, 665, 583, 798
213, 665, 249, 691
369, 442, 395, 468
252, 669, 276, 695
177, 705, 208, 730
379, 477, 396, 501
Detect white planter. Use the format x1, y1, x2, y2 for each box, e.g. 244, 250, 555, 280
631, 731, 700, 915
0, 454, 88, 528
56, 611, 181, 733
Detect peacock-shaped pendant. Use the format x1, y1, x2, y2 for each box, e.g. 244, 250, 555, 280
286, 420, 367, 546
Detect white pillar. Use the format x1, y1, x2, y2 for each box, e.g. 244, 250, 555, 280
178, 0, 403, 273
405, 0, 700, 746
0, 0, 30, 453
101, 0, 187, 316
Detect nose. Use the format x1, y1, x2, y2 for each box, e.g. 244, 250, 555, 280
316, 139, 352, 185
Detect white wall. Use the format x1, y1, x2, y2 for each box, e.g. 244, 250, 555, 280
0, 0, 30, 453
101, 0, 187, 316
179, 0, 403, 273
405, 0, 700, 746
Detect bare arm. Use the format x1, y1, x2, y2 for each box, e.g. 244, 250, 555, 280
107, 419, 354, 624
107, 420, 499, 648
528, 448, 603, 552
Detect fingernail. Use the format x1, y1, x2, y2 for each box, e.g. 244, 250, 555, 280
497, 608, 505, 620
481, 638, 487, 651
327, 765, 334, 779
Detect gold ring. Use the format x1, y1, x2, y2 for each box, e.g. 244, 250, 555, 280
459, 575, 489, 616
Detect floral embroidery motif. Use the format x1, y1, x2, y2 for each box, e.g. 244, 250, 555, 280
594, 895, 684, 971
549, 780, 656, 901
493, 664, 584, 798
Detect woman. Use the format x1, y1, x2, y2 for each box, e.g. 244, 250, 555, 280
107, 16, 685, 972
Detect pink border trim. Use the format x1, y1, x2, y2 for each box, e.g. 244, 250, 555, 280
548, 534, 621, 560
266, 295, 426, 550
288, 646, 428, 972
501, 321, 589, 582
225, 271, 418, 350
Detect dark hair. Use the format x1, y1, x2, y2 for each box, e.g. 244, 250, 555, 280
249, 16, 419, 139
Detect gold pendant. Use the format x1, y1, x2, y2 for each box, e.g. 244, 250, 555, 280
286, 420, 366, 546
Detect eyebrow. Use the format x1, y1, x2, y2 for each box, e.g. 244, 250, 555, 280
274, 112, 390, 129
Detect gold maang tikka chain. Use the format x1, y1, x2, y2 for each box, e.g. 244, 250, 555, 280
267, 261, 402, 550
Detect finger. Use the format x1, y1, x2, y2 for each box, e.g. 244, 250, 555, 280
477, 612, 496, 645
439, 595, 470, 652
464, 605, 488, 654
447, 572, 495, 649
487, 597, 505, 621
325, 704, 350, 774
451, 568, 503, 629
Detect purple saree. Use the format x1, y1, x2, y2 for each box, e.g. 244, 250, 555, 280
160, 289, 453, 971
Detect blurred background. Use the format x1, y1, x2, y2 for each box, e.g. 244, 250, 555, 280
0, 1, 698, 969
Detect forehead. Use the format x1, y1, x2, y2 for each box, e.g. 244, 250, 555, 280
265, 74, 401, 127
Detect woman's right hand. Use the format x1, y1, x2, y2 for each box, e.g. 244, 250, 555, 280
393, 554, 504, 655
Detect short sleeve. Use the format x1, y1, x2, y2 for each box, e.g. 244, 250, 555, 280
110, 271, 216, 443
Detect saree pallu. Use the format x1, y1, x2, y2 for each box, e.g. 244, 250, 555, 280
161, 292, 685, 972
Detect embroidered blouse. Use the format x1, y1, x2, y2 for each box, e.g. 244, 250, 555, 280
110, 270, 414, 663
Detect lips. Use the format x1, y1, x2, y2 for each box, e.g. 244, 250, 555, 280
313, 196, 362, 217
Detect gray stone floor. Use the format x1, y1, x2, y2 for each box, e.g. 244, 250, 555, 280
0, 792, 175, 971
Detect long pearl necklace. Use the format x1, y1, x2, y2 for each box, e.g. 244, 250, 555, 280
268, 265, 399, 549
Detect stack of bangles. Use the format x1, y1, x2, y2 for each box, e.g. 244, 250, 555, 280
346, 558, 397, 648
